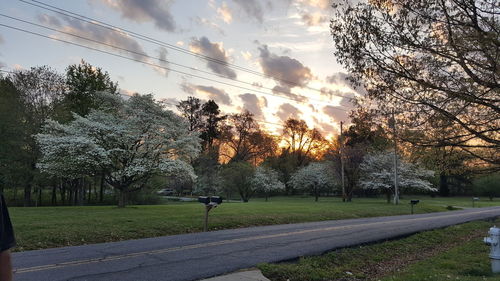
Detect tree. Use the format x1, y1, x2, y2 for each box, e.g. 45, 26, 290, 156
473, 173, 500, 200
219, 161, 255, 202
0, 76, 28, 197
330, 0, 499, 165
36, 93, 200, 207
251, 166, 285, 201
289, 162, 337, 202
220, 111, 277, 164
10, 66, 66, 206
177, 96, 203, 132
325, 109, 390, 201
62, 60, 118, 119
200, 100, 226, 152
359, 150, 436, 203
194, 151, 222, 196
282, 118, 327, 165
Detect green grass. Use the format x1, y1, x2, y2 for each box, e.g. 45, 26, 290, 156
259, 219, 499, 281
9, 196, 500, 252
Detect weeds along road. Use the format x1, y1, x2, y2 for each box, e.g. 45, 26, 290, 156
13, 207, 500, 281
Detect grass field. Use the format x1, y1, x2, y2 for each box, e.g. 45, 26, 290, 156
259, 219, 499, 281
9, 196, 500, 252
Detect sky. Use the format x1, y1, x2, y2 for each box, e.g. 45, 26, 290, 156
0, 0, 363, 139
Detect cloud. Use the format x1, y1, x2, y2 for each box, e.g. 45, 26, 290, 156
276, 103, 302, 121
217, 2, 233, 24
232, 0, 264, 23
323, 105, 349, 122
258, 44, 313, 90
194, 17, 226, 36
301, 12, 328, 26
272, 85, 307, 102
0, 34, 4, 45
152, 47, 169, 76
99, 0, 176, 32
298, 0, 331, 9
239, 93, 267, 117
326, 72, 367, 96
181, 83, 232, 105
189, 37, 236, 79
38, 14, 148, 61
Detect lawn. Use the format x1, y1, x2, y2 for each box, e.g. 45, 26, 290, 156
9, 196, 500, 252
259, 219, 500, 281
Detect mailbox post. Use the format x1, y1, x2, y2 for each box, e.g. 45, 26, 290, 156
473, 197, 480, 208
410, 199, 419, 215
198, 196, 222, 232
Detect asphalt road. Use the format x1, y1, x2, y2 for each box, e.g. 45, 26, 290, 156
12, 206, 500, 281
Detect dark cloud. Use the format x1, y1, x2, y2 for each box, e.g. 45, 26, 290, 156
272, 85, 307, 102
100, 0, 176, 32
181, 83, 232, 105
239, 93, 267, 117
323, 105, 349, 123
276, 103, 302, 121
258, 44, 313, 97
232, 0, 264, 23
38, 14, 148, 61
189, 36, 236, 79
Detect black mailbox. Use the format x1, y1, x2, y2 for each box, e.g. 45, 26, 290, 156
198, 196, 210, 204
210, 196, 222, 204
410, 199, 419, 205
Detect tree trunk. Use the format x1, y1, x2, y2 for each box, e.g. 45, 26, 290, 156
265, 193, 268, 202
24, 183, 32, 207
37, 187, 42, 207
51, 185, 57, 205
99, 173, 105, 203
314, 187, 319, 202
386, 189, 391, 203
439, 173, 449, 196
118, 189, 127, 208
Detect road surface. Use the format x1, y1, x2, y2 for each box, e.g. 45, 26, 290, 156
13, 206, 500, 281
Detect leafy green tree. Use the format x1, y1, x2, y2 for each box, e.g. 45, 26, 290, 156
473, 174, 500, 200
61, 60, 118, 119
36, 93, 200, 207
330, 0, 499, 165
220, 161, 255, 202
10, 66, 66, 206
177, 96, 203, 132
0, 76, 28, 197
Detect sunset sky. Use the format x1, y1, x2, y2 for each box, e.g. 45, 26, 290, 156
0, 0, 363, 138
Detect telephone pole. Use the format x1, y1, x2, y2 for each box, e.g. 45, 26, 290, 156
390, 110, 399, 205
340, 121, 346, 202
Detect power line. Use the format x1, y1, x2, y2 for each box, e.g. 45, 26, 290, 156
0, 14, 353, 105
19, 0, 346, 97
0, 22, 350, 113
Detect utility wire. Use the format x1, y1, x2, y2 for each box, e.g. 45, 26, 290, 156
0, 14, 353, 105
19, 0, 345, 96
0, 22, 350, 112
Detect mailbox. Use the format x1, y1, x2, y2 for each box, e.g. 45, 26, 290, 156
210, 196, 222, 204
410, 199, 419, 205
198, 196, 210, 204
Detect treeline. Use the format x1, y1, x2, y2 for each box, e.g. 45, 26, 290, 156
0, 61, 497, 207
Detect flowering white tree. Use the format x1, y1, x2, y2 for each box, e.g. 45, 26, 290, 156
36, 93, 200, 207
251, 166, 285, 201
359, 150, 436, 203
289, 162, 337, 202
